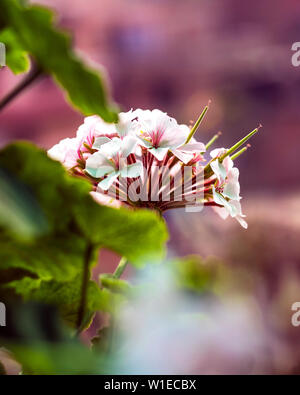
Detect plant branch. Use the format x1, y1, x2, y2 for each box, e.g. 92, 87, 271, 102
0, 64, 43, 112
76, 242, 94, 333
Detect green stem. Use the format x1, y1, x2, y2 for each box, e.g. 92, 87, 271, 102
76, 243, 93, 333
113, 257, 128, 279
0, 63, 43, 113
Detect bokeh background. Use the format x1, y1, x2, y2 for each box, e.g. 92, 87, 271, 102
1, 0, 300, 374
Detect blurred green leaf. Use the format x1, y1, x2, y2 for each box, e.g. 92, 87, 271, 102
0, 0, 118, 121
0, 142, 168, 268
171, 255, 220, 293
100, 274, 133, 296
0, 167, 48, 239
0, 303, 103, 374
13, 342, 103, 375
0, 28, 30, 74
75, 198, 168, 266
7, 276, 124, 328
0, 233, 90, 282
0, 142, 167, 324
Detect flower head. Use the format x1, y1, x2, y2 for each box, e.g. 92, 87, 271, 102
48, 106, 260, 228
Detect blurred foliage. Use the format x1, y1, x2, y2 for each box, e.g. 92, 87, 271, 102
0, 28, 30, 74
171, 255, 220, 294
0, 167, 48, 240
0, 0, 118, 121
0, 218, 215, 374
0, 142, 167, 332
0, 303, 105, 374
100, 274, 134, 297
6, 277, 124, 329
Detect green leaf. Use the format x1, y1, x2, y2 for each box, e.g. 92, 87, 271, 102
75, 197, 168, 266
0, 0, 118, 121
171, 255, 220, 294
0, 232, 90, 282
11, 342, 102, 375
0, 302, 104, 374
0, 142, 167, 324
0, 28, 30, 74
0, 167, 48, 239
7, 276, 124, 328
0, 142, 168, 270
100, 274, 133, 296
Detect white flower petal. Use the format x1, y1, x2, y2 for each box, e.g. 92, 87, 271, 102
159, 127, 187, 149
120, 162, 143, 178
93, 136, 112, 150
136, 136, 153, 149
48, 137, 79, 169
210, 147, 226, 158
149, 147, 169, 161
121, 136, 138, 157
171, 148, 194, 164
222, 155, 234, 173
236, 216, 248, 229
85, 152, 115, 178
180, 142, 206, 153
212, 187, 231, 210
99, 138, 122, 158
210, 159, 227, 183
116, 110, 140, 137
98, 171, 120, 190
223, 168, 240, 200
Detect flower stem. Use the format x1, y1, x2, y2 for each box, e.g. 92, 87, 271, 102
113, 257, 128, 279
0, 63, 43, 113
76, 242, 93, 334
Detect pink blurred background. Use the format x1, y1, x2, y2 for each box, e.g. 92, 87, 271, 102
1, 0, 299, 193
1, 0, 300, 373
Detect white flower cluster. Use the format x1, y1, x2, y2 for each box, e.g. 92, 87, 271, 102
49, 108, 260, 228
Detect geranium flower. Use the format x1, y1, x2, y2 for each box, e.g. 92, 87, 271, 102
134, 109, 192, 161
209, 148, 247, 228
86, 136, 143, 190
48, 106, 261, 228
